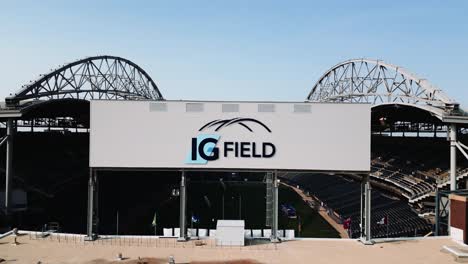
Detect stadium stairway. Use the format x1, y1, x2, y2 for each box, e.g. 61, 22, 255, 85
409, 170, 468, 204
437, 170, 468, 189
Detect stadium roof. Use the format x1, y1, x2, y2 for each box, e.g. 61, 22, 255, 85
307, 58, 468, 125
0, 56, 466, 127
0, 55, 164, 124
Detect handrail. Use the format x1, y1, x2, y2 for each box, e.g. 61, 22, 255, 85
0, 228, 18, 240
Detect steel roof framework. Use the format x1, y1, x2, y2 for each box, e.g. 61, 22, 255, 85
307, 59, 460, 117
5, 55, 163, 107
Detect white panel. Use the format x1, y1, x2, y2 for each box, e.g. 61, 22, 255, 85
163, 228, 173, 237
451, 226, 464, 242
188, 228, 197, 237
216, 220, 245, 246
285, 229, 295, 239
252, 229, 262, 238
198, 229, 208, 237
173, 228, 180, 237
209, 230, 216, 237
90, 100, 370, 171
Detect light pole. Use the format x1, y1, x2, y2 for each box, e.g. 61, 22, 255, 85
239, 194, 242, 219
116, 210, 119, 235
220, 178, 226, 219
222, 194, 225, 219
190, 211, 194, 238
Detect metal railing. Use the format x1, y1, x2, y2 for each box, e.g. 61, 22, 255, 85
26, 232, 278, 250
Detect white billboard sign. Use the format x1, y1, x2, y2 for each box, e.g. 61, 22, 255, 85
90, 101, 370, 172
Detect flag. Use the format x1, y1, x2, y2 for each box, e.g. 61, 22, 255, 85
297, 215, 302, 234
204, 195, 211, 208
343, 218, 351, 230
151, 212, 157, 227
377, 216, 388, 225
220, 180, 226, 190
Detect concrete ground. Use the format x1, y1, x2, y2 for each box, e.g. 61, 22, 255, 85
0, 233, 461, 264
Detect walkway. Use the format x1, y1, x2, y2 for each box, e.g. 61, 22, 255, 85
0, 233, 459, 263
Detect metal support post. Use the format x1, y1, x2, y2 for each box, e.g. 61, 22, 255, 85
85, 169, 98, 241
360, 174, 373, 245
447, 123, 458, 235
239, 194, 242, 219
450, 123, 457, 191
94, 170, 99, 233
4, 118, 14, 215
271, 171, 280, 243
365, 178, 372, 244
86, 169, 95, 240
116, 210, 119, 235
265, 172, 273, 227
360, 176, 365, 239
435, 189, 439, 236
178, 171, 187, 241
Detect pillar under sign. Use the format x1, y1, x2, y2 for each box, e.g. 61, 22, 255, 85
178, 171, 187, 241
85, 169, 98, 241
360, 174, 373, 245
271, 171, 280, 243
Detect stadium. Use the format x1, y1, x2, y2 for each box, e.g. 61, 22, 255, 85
1, 56, 468, 263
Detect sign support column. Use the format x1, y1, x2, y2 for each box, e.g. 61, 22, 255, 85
271, 171, 280, 243
85, 169, 98, 241
360, 174, 373, 245
360, 176, 365, 239
178, 170, 187, 241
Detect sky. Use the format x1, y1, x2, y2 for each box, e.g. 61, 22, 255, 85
0, 0, 467, 106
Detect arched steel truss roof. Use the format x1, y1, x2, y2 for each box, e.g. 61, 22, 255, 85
5, 55, 163, 107
307, 59, 462, 120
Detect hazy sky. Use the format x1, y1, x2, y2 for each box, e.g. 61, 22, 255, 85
1, 1, 467, 106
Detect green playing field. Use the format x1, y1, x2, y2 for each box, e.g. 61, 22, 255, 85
181, 181, 340, 238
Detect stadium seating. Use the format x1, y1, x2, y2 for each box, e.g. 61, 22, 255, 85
370, 164, 435, 199
370, 135, 468, 200
0, 131, 89, 232
1, 131, 89, 195
281, 173, 432, 238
